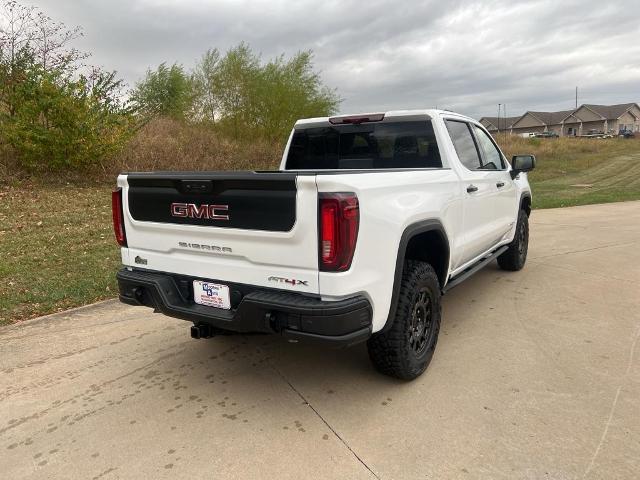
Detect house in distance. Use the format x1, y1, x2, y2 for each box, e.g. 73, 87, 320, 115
480, 103, 640, 137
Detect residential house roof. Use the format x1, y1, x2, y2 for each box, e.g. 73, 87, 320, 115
480, 116, 520, 129
581, 103, 637, 120
480, 102, 639, 129
525, 110, 575, 126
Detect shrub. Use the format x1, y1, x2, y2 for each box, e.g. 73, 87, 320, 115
2, 66, 134, 171
0, 1, 134, 172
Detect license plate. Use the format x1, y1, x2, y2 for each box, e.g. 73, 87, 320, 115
193, 281, 231, 310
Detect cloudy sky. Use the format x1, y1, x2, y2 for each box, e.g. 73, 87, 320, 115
28, 0, 640, 119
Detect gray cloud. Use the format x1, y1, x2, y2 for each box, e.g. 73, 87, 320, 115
29, 0, 640, 118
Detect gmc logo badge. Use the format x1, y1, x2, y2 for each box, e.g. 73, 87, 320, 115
170, 203, 229, 220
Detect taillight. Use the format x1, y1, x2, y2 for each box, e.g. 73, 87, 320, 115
112, 188, 127, 247
319, 193, 359, 271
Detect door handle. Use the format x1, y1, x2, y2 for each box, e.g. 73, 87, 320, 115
466, 184, 478, 193
496, 181, 505, 188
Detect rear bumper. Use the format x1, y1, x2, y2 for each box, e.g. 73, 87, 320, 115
116, 268, 372, 347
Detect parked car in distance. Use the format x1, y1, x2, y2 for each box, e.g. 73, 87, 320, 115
580, 129, 613, 139
619, 130, 635, 138
533, 131, 559, 138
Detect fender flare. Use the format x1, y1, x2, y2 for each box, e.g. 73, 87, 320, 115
520, 191, 532, 215
378, 219, 450, 334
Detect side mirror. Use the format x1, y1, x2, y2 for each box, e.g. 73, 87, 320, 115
510, 154, 536, 179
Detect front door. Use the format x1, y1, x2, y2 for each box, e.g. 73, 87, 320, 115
471, 125, 519, 242
445, 120, 506, 264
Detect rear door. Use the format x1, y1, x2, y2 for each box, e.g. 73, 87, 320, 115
117, 172, 320, 294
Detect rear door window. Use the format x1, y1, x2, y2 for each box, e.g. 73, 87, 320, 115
285, 121, 442, 170
445, 120, 482, 170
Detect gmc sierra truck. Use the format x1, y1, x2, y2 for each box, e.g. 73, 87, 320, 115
113, 109, 535, 380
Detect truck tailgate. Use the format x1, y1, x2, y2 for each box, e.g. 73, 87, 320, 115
118, 172, 319, 294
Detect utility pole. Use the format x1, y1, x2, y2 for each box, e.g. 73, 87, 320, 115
575, 87, 578, 109
498, 104, 501, 133
504, 104, 507, 140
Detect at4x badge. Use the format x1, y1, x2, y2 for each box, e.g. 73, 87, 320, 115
268, 276, 309, 287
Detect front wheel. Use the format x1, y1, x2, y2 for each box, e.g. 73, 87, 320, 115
497, 209, 529, 271
367, 260, 441, 380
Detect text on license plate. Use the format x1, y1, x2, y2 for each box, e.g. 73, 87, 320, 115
193, 281, 230, 310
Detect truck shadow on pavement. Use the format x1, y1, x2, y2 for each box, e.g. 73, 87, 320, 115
148, 262, 511, 405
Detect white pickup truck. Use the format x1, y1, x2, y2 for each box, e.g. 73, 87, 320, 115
113, 109, 535, 379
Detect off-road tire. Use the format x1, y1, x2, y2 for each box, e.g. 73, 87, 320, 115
367, 260, 441, 380
497, 209, 529, 271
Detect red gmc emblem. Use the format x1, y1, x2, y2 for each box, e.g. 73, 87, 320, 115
170, 203, 229, 220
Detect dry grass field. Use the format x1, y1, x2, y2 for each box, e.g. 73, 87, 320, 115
110, 118, 282, 174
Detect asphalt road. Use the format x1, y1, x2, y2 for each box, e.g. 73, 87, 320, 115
1, 201, 639, 480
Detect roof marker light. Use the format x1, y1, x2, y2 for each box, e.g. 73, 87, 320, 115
328, 113, 385, 125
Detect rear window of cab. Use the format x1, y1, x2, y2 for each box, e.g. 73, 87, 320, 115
285, 121, 442, 170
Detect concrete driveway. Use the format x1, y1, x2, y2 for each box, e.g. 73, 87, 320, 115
1, 201, 639, 480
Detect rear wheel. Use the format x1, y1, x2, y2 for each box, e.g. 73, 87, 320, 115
497, 209, 529, 271
367, 260, 441, 380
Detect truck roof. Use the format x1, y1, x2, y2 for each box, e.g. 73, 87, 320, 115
294, 109, 474, 128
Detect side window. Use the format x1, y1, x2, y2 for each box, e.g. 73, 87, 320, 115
445, 120, 482, 170
473, 125, 505, 170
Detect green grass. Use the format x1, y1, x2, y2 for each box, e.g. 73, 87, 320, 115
1, 138, 639, 324
529, 151, 640, 208
497, 136, 640, 208
0, 183, 119, 324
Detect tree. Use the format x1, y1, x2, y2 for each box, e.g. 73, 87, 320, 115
2, 62, 134, 170
1, 1, 87, 114
0, 0, 134, 171
32, 9, 87, 74
131, 63, 194, 120
202, 43, 340, 140
191, 48, 221, 122
0, 0, 35, 117
212, 43, 261, 138
253, 50, 340, 140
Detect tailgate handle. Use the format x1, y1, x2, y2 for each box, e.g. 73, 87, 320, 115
181, 180, 213, 194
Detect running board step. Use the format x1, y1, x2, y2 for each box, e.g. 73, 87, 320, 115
443, 246, 509, 293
